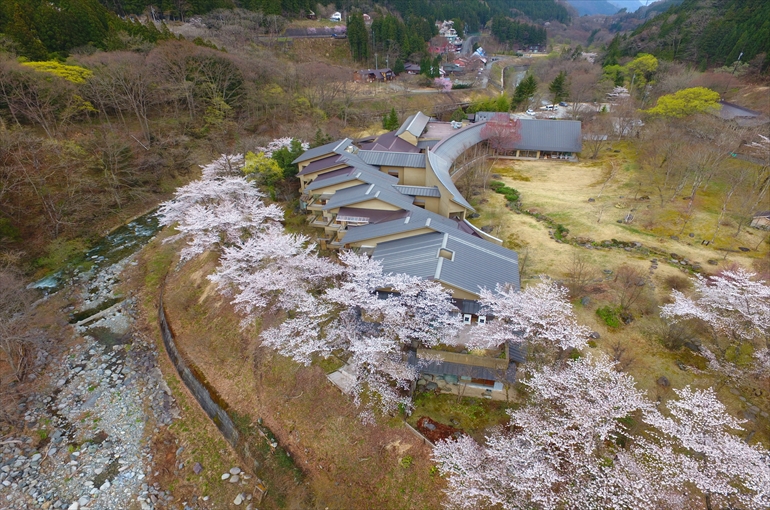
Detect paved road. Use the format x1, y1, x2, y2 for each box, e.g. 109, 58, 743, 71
461, 35, 479, 56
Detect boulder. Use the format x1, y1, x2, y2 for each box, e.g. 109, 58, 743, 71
656, 376, 670, 388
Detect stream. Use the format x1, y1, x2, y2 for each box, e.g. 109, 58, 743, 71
1, 210, 179, 510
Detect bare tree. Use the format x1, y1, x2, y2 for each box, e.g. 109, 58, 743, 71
82, 52, 157, 146
564, 251, 596, 298
582, 113, 611, 159
611, 265, 647, 312
0, 270, 38, 383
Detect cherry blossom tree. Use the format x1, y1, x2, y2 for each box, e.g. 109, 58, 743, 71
208, 224, 342, 323
434, 355, 663, 510
646, 386, 770, 510
469, 278, 589, 353
158, 155, 283, 262
661, 269, 770, 340
253, 137, 308, 158
260, 251, 462, 418
434, 356, 770, 509
481, 113, 521, 156
660, 268, 770, 371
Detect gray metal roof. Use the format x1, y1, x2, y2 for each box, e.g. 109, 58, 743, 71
427, 151, 475, 212
470, 115, 582, 153
408, 351, 518, 383
305, 166, 397, 192
393, 185, 441, 198
517, 118, 582, 153
339, 207, 472, 245
437, 116, 583, 156
417, 140, 439, 150
292, 138, 352, 165
323, 183, 415, 211
396, 111, 430, 138
372, 231, 519, 297
358, 151, 425, 168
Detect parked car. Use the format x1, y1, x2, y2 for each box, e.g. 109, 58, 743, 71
526, 109, 535, 115
545, 105, 556, 111
558, 102, 568, 107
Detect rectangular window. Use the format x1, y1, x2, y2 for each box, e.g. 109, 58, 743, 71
463, 314, 472, 325
477, 315, 486, 325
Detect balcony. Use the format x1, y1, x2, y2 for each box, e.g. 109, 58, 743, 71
310, 216, 331, 227
415, 341, 509, 372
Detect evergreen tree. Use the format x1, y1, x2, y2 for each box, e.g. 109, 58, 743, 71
393, 58, 405, 75
450, 108, 466, 122
347, 12, 369, 63
383, 108, 399, 130
603, 35, 621, 67
511, 73, 537, 110
549, 71, 568, 104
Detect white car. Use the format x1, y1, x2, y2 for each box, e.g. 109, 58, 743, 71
526, 109, 535, 115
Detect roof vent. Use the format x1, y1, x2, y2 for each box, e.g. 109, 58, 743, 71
438, 248, 454, 261
425, 218, 432, 227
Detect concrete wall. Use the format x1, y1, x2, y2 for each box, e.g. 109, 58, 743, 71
158, 290, 274, 493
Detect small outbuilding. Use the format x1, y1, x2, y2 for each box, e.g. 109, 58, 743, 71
750, 211, 770, 230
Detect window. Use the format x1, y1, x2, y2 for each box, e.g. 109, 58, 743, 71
439, 248, 454, 261
477, 315, 486, 325
463, 314, 472, 325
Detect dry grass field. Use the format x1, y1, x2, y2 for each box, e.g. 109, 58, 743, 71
131, 236, 446, 510
469, 153, 769, 446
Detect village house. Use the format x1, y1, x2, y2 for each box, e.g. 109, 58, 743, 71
293, 112, 582, 397
353, 68, 394, 83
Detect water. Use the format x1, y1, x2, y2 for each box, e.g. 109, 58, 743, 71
29, 210, 161, 293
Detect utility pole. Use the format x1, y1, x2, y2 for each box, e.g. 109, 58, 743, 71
724, 51, 744, 98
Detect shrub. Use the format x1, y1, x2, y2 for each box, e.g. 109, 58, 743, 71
596, 306, 622, 328
488, 180, 520, 204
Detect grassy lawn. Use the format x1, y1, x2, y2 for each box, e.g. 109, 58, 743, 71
409, 392, 514, 443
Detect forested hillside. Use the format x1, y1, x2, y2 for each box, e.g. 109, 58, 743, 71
0, 0, 176, 59
624, 0, 770, 72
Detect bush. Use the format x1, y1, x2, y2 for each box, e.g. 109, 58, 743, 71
554, 224, 569, 240
489, 180, 520, 204
596, 306, 622, 329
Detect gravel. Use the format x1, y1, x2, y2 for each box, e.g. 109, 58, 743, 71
0, 254, 179, 510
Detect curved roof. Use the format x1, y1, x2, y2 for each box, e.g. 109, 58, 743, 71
432, 122, 487, 162
427, 151, 474, 211
433, 116, 583, 157
396, 111, 430, 138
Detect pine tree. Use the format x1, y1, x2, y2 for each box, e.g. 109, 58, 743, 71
549, 71, 568, 104
511, 74, 537, 110
347, 12, 369, 63
383, 108, 399, 130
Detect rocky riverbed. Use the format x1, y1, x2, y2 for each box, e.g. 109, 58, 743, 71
0, 253, 179, 510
